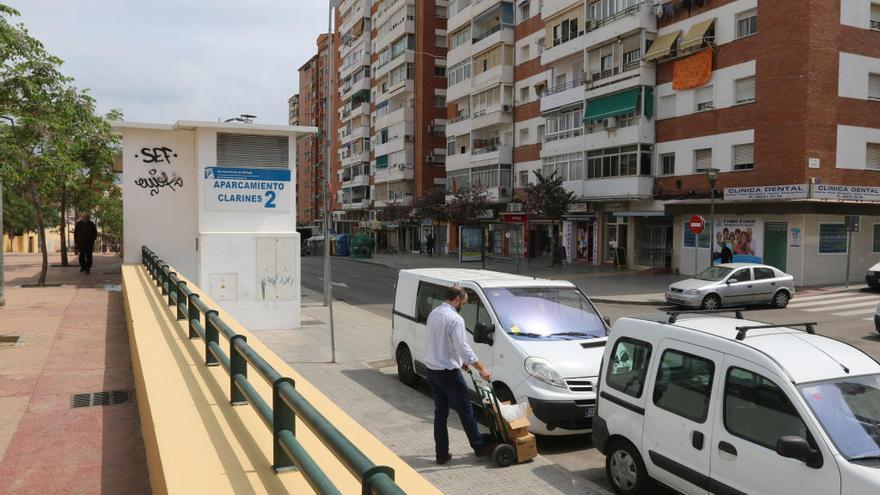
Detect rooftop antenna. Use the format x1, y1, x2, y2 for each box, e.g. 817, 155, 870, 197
223, 114, 257, 124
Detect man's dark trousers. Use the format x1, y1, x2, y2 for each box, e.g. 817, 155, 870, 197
79, 243, 94, 273
426, 368, 486, 461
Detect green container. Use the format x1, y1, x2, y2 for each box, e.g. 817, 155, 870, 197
350, 233, 373, 258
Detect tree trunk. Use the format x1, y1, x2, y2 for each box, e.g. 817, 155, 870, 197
549, 221, 558, 267
31, 186, 48, 286
60, 184, 69, 266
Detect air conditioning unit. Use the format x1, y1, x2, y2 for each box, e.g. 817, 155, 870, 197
502, 104, 511, 112
604, 116, 618, 129
588, 19, 598, 30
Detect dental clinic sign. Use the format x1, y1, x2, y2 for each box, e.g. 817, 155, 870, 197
724, 184, 809, 201
204, 167, 292, 212
811, 184, 880, 202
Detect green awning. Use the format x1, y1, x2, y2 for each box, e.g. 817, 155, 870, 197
584, 87, 641, 121
375, 154, 388, 168
644, 86, 654, 119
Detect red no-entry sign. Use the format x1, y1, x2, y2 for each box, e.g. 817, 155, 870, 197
689, 215, 706, 235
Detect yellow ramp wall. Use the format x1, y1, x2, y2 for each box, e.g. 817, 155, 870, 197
122, 264, 440, 495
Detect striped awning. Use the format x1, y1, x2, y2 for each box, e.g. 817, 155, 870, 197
680, 18, 715, 51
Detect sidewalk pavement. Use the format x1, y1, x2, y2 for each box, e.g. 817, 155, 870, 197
0, 254, 150, 494
254, 287, 612, 495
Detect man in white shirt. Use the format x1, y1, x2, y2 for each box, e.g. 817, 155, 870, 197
423, 286, 493, 465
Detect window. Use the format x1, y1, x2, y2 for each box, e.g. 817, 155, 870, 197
875, 224, 880, 253
606, 338, 653, 398
521, 44, 530, 61
434, 66, 447, 77
695, 148, 712, 172
519, 170, 529, 187
653, 349, 715, 423
434, 95, 446, 107
735, 76, 756, 104
520, 86, 529, 101
683, 221, 713, 248
450, 26, 470, 49
819, 223, 848, 254
736, 9, 758, 38
416, 282, 448, 322
459, 289, 492, 334
754, 267, 776, 280
552, 17, 581, 46
872, 3, 880, 30
730, 268, 752, 282
519, 128, 529, 142
435, 34, 447, 48
519, 0, 530, 22
658, 94, 676, 119
725, 367, 808, 449
867, 143, 880, 170
660, 153, 675, 175
733, 143, 755, 171
436, 5, 447, 18
537, 124, 545, 142
695, 85, 714, 112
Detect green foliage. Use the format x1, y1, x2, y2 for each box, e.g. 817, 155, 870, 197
523, 171, 575, 221
444, 187, 491, 224
412, 187, 448, 221
2, 182, 35, 237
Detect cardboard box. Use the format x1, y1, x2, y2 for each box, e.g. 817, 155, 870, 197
514, 433, 537, 463
496, 401, 532, 439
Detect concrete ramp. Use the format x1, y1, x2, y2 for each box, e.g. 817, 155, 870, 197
122, 264, 439, 494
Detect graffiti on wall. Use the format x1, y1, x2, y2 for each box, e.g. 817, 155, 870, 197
133, 146, 183, 196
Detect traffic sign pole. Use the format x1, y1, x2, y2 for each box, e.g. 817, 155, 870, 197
689, 215, 706, 276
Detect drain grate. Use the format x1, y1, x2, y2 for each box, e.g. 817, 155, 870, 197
70, 390, 133, 408
0, 335, 22, 348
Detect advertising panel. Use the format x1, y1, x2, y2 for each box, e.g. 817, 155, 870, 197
712, 217, 764, 264
459, 226, 483, 262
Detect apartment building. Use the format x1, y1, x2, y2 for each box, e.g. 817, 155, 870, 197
651, 0, 880, 285
296, 35, 332, 235
288, 94, 300, 126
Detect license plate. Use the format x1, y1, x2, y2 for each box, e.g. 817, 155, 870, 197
585, 407, 595, 418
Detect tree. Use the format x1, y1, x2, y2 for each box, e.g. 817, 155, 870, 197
2, 182, 36, 242
443, 187, 490, 225
524, 171, 574, 266
377, 200, 414, 224
412, 187, 448, 222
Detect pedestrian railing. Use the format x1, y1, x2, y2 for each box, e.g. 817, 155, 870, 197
141, 246, 406, 495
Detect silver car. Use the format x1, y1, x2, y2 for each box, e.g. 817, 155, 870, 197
665, 263, 795, 309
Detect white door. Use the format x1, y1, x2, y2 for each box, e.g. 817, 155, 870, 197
710, 355, 841, 495
413, 281, 450, 369
459, 284, 494, 391
721, 267, 756, 305
642, 340, 724, 495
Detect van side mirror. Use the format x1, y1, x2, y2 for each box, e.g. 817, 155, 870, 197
776, 436, 822, 468
473, 322, 495, 345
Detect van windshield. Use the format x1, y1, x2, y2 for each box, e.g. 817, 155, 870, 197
483, 287, 606, 340
798, 374, 880, 461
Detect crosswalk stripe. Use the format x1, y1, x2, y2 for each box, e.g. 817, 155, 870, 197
789, 295, 880, 308
791, 292, 872, 303
805, 300, 880, 312
864, 317, 875, 322
833, 307, 879, 317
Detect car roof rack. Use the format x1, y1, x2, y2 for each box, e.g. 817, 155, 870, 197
666, 308, 748, 324
735, 322, 817, 341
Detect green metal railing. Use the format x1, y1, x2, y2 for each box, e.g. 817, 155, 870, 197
141, 246, 406, 495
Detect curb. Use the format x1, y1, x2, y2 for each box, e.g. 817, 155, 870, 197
591, 297, 667, 306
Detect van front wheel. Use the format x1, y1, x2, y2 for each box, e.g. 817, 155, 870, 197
606, 440, 650, 495
396, 345, 418, 387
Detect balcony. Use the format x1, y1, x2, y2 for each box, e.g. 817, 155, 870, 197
583, 118, 653, 148
583, 1, 654, 49
447, 79, 472, 104
563, 175, 654, 200
445, 150, 472, 172
471, 107, 513, 131
447, 112, 471, 136
342, 198, 371, 211
585, 65, 653, 100
375, 107, 414, 131
376, 17, 415, 50
540, 31, 585, 66
374, 50, 414, 80
470, 144, 512, 165
373, 194, 412, 208
472, 25, 514, 56
341, 77, 370, 102
374, 163, 414, 183
350, 101, 370, 119
378, 79, 415, 102
484, 186, 512, 203
542, 127, 585, 150
447, 42, 471, 67
340, 125, 370, 145
374, 130, 413, 157
473, 64, 514, 89
448, 0, 473, 32
540, 80, 586, 112
343, 174, 370, 188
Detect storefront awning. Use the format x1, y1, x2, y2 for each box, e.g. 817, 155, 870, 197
643, 30, 681, 62
679, 18, 715, 51
584, 87, 640, 121
614, 211, 669, 217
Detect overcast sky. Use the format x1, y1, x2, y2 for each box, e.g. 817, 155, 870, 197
11, 0, 327, 124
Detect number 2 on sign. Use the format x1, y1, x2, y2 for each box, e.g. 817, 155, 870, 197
264, 191, 277, 208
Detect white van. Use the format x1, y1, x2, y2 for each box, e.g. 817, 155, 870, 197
392, 268, 609, 435
593, 309, 880, 495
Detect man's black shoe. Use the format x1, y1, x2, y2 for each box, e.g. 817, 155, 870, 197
436, 453, 452, 465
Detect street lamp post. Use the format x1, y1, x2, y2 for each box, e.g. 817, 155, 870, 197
705, 168, 719, 267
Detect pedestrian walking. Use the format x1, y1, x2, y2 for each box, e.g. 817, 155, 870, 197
426, 233, 434, 257
423, 286, 493, 464
74, 212, 98, 274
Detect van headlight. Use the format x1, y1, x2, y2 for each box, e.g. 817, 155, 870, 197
524, 357, 566, 388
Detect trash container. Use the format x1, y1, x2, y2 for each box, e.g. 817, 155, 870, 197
335, 234, 350, 257
350, 233, 373, 258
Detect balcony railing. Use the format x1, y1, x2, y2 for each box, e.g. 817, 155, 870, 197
472, 23, 502, 43
544, 127, 584, 143
472, 143, 500, 155
872, 19, 880, 30
592, 1, 646, 30
542, 79, 585, 97
552, 30, 584, 47
449, 112, 470, 123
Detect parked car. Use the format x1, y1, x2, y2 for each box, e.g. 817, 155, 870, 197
866, 261, 880, 289
593, 310, 880, 495
875, 302, 880, 335
665, 263, 794, 310
391, 268, 609, 435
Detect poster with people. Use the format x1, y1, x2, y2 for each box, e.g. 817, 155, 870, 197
713, 218, 763, 264
459, 226, 483, 262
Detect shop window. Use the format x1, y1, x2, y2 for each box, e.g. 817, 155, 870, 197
683, 222, 713, 248
819, 223, 847, 254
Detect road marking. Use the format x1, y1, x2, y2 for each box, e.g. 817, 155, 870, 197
789, 295, 880, 309
833, 307, 879, 317
864, 317, 875, 322
317, 277, 350, 288
804, 300, 880, 312
792, 292, 873, 303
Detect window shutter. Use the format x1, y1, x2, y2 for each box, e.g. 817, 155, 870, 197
867, 143, 880, 170
659, 95, 676, 119
695, 86, 713, 105
217, 133, 289, 168
735, 77, 756, 103
869, 73, 880, 100
695, 149, 712, 170
734, 143, 754, 169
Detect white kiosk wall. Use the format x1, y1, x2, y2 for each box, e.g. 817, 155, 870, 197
120, 128, 198, 277
117, 121, 315, 331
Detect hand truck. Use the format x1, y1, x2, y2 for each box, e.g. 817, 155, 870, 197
468, 370, 518, 467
